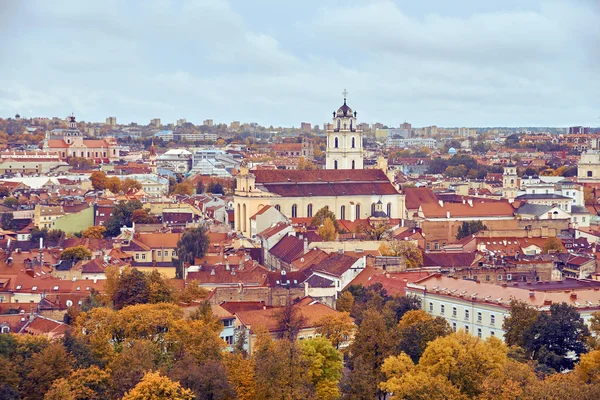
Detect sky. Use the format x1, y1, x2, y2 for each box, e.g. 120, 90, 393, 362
0, 0, 599, 128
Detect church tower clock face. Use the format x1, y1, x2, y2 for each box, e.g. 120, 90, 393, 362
326, 90, 364, 170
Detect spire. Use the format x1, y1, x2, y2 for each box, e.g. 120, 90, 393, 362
342, 88, 348, 103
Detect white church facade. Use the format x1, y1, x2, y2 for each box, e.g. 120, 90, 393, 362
233, 93, 405, 238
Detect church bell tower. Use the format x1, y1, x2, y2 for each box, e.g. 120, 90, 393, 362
326, 90, 364, 170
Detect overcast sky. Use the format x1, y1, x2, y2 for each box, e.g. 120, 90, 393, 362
1, 0, 599, 128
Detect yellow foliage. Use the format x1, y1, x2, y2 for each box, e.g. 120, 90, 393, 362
121, 371, 194, 400
318, 217, 337, 241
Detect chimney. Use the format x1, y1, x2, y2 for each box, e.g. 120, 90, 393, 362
462, 199, 466, 204
438, 200, 444, 207
467, 199, 473, 207
446, 211, 450, 219
303, 237, 308, 254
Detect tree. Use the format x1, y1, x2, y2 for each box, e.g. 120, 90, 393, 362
3, 197, 17, 209
173, 280, 208, 303
0, 186, 10, 198
397, 310, 453, 362
418, 332, 508, 397
542, 237, 564, 254
131, 209, 158, 224
60, 246, 93, 261
121, 371, 194, 400
316, 311, 355, 350
478, 358, 538, 400
108, 340, 160, 398
378, 241, 423, 269
46, 366, 111, 400
122, 178, 142, 192
169, 356, 235, 400
275, 302, 306, 341
502, 299, 539, 348
310, 207, 340, 232
106, 176, 122, 194
21, 343, 74, 400
175, 226, 210, 279
206, 182, 224, 194
523, 302, 590, 371
103, 200, 144, 237
318, 217, 337, 241
225, 353, 256, 400
112, 268, 150, 310
81, 226, 106, 239
456, 221, 487, 240
297, 156, 316, 170
0, 213, 14, 230
145, 269, 173, 304
173, 182, 194, 196
89, 171, 107, 191
336, 291, 354, 313
196, 180, 205, 194
300, 337, 344, 400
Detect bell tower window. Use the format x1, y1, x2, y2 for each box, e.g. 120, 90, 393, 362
351, 137, 355, 148
334, 137, 339, 148
334, 160, 338, 170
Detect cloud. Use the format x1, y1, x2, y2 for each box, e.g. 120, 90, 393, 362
0, 0, 598, 127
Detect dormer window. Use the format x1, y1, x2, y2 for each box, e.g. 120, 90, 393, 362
31, 286, 37, 291
53, 286, 59, 290
15, 285, 21, 290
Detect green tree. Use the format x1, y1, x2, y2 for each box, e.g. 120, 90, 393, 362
206, 182, 224, 194
103, 200, 144, 237
456, 221, 487, 240
502, 299, 539, 348
3, 197, 17, 209
175, 226, 210, 279
542, 237, 564, 254
310, 207, 340, 232
300, 337, 344, 400
60, 246, 93, 261
397, 310, 453, 363
112, 268, 150, 310
523, 302, 590, 371
0, 213, 14, 230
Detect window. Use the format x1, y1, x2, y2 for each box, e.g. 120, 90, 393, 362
351, 136, 355, 148
172, 251, 176, 257
141, 254, 146, 260
291, 204, 298, 218
498, 275, 503, 281
307, 204, 313, 217
224, 335, 234, 345
429, 302, 433, 312
426, 243, 430, 251
135, 254, 139, 260
157, 251, 162, 257
224, 319, 234, 327
356, 204, 361, 218
452, 322, 457, 331
465, 325, 469, 333
486, 275, 490, 281
452, 307, 457, 317
371, 203, 376, 216
351, 160, 355, 169
334, 137, 339, 148
32, 286, 37, 291
490, 315, 495, 325
490, 331, 495, 336
334, 160, 338, 169
441, 305, 445, 315
477, 328, 482, 338
477, 312, 482, 322
275, 204, 281, 212
465, 310, 470, 320
434, 243, 439, 250
387, 203, 392, 217
506, 274, 512, 281
588, 171, 593, 177
340, 205, 346, 220
66, 300, 73, 307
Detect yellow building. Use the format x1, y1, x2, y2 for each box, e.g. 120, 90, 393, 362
34, 205, 65, 230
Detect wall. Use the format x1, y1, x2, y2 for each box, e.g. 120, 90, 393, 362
52, 206, 94, 234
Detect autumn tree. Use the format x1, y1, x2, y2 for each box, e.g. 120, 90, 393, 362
275, 302, 306, 341
336, 291, 354, 313
108, 340, 161, 398
502, 299, 539, 348
173, 280, 208, 303
297, 156, 316, 170
21, 342, 74, 400
131, 208, 158, 224
106, 176, 122, 194
378, 240, 423, 269
81, 226, 106, 239
542, 236, 564, 254
173, 182, 194, 196
60, 246, 93, 261
89, 171, 107, 191
168, 356, 235, 400
45, 365, 111, 400
316, 311, 355, 350
225, 353, 256, 400
121, 371, 194, 400
122, 177, 142, 192
318, 217, 337, 241
300, 337, 344, 400
112, 268, 150, 309
175, 226, 210, 279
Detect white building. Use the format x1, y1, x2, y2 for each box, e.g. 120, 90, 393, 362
406, 274, 600, 340
325, 90, 364, 170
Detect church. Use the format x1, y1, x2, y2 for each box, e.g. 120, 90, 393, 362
234, 92, 406, 238
42, 114, 119, 163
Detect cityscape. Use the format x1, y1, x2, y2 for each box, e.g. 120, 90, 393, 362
1, 1, 600, 399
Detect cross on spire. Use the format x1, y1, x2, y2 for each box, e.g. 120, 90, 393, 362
342, 88, 348, 99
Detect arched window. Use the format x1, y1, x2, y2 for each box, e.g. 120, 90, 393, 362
350, 120, 353, 131
371, 203, 376, 215
588, 171, 593, 177
351, 137, 355, 148
334, 137, 339, 148
351, 160, 355, 170
334, 160, 338, 170
356, 204, 361, 219
291, 204, 297, 218
307, 204, 313, 217
337, 119, 340, 130
275, 204, 281, 212
340, 205, 346, 220
387, 203, 392, 217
